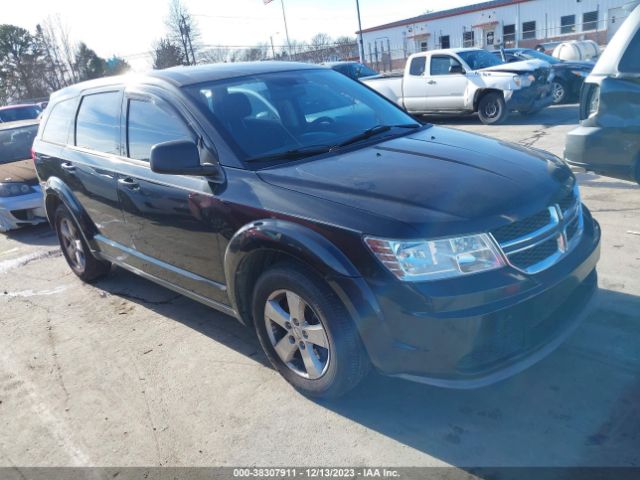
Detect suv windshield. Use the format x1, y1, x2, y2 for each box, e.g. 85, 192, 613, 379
458, 50, 503, 70
0, 123, 38, 164
517, 49, 561, 64
186, 69, 419, 162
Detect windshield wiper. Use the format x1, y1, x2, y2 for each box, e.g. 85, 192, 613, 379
334, 123, 421, 149
246, 145, 332, 163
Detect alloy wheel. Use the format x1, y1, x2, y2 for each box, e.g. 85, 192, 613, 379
59, 217, 86, 271
552, 82, 565, 103
264, 289, 330, 379
483, 101, 500, 118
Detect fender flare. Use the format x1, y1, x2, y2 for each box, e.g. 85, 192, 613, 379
223, 219, 361, 318
44, 177, 99, 249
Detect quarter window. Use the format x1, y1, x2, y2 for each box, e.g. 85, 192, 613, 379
127, 99, 192, 162
75, 91, 121, 155
42, 99, 76, 145
561, 15, 576, 34
522, 21, 536, 40
583, 11, 598, 31
409, 56, 426, 76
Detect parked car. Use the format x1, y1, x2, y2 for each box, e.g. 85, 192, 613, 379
534, 41, 562, 54
0, 120, 46, 232
493, 48, 594, 104
362, 48, 554, 124
0, 104, 42, 123
564, 4, 640, 184
34, 62, 600, 398
325, 61, 380, 80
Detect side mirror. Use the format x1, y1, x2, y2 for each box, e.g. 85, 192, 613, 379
150, 140, 218, 177
449, 64, 465, 74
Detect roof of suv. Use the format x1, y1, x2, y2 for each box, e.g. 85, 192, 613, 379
49, 61, 323, 100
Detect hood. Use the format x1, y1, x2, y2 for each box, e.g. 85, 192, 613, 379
0, 159, 39, 185
480, 58, 548, 73
258, 127, 574, 237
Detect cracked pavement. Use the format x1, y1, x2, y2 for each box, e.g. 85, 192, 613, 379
0, 104, 639, 468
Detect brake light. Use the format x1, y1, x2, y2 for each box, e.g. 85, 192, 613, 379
31, 147, 36, 162
580, 83, 600, 120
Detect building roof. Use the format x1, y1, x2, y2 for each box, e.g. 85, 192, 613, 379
359, 0, 532, 34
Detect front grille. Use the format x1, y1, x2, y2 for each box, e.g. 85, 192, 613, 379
508, 237, 559, 270
490, 187, 583, 274
492, 209, 551, 244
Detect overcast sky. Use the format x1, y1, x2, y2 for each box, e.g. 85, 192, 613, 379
4, 0, 477, 69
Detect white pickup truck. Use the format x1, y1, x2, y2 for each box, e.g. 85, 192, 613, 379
362, 48, 554, 124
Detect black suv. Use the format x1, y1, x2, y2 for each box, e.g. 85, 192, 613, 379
33, 62, 601, 398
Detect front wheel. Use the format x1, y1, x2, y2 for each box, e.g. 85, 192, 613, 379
477, 92, 508, 125
252, 263, 370, 399
551, 80, 568, 104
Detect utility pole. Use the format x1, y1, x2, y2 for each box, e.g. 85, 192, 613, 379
270, 35, 276, 59
355, 0, 365, 63
181, 14, 197, 65
280, 0, 292, 59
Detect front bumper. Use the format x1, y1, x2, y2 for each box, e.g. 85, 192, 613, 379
0, 186, 46, 232
564, 125, 639, 182
333, 209, 601, 388
506, 83, 554, 112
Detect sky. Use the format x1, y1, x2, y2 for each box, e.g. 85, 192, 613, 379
3, 0, 478, 70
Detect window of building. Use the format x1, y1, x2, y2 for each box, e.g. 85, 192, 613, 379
522, 21, 536, 40
463, 30, 474, 47
440, 35, 450, 49
583, 10, 598, 31
561, 15, 576, 34
42, 99, 76, 145
430, 55, 463, 76
503, 24, 515, 46
75, 91, 121, 155
419, 41, 428, 52
408, 56, 426, 76
127, 99, 192, 162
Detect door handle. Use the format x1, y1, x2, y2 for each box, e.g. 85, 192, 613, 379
61, 162, 76, 173
427, 80, 437, 85
118, 177, 140, 190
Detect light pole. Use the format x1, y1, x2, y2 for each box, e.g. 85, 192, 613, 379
355, 0, 365, 63
281, 0, 292, 59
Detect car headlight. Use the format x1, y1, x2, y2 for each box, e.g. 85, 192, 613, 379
364, 233, 505, 281
0, 182, 34, 197
513, 75, 521, 87
571, 70, 589, 78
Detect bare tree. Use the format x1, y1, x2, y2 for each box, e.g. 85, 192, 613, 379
334, 35, 358, 60
199, 46, 230, 64
166, 0, 200, 65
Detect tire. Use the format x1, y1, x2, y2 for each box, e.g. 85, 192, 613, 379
252, 263, 370, 399
54, 204, 110, 282
551, 80, 567, 104
477, 92, 508, 125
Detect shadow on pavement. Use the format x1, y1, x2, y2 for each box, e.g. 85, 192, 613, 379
425, 104, 579, 127
94, 266, 640, 468
577, 173, 639, 190
4, 222, 58, 246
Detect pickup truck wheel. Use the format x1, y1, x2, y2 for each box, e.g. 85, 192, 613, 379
551, 80, 567, 104
478, 92, 507, 125
54, 205, 110, 282
252, 263, 370, 399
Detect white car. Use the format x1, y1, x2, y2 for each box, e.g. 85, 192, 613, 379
363, 48, 554, 124
0, 120, 46, 232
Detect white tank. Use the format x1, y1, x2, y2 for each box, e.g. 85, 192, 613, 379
552, 40, 600, 61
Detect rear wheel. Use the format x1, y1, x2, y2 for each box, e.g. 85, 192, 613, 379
54, 205, 110, 282
477, 92, 508, 125
252, 263, 370, 399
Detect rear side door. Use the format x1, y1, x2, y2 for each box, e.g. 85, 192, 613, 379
115, 90, 228, 304
424, 55, 469, 110
42, 90, 130, 246
402, 55, 430, 111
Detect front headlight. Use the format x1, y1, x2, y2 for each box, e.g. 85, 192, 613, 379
0, 182, 34, 197
513, 75, 521, 87
364, 233, 505, 281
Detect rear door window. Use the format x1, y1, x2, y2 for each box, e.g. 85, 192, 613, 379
75, 91, 121, 155
42, 99, 76, 144
127, 99, 192, 162
409, 56, 426, 76
619, 29, 640, 73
